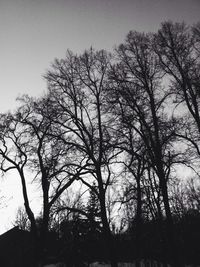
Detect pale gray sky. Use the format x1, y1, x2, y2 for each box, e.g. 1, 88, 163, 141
0, 0, 199, 233
0, 0, 199, 112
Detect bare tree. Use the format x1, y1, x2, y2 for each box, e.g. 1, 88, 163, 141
109, 30, 182, 266
44, 48, 119, 267
13, 206, 30, 231
0, 96, 85, 262
154, 21, 200, 159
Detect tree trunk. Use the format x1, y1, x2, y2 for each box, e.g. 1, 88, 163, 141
19, 169, 39, 264
135, 178, 142, 267
97, 168, 118, 267
159, 172, 182, 267
99, 193, 118, 267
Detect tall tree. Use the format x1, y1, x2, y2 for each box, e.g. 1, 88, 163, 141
45, 48, 118, 266
109, 31, 181, 266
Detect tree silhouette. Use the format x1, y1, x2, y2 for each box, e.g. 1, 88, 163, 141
109, 30, 182, 266
0, 96, 85, 263
44, 48, 119, 267
0, 20, 200, 267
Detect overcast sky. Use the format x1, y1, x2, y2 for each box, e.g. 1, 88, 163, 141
0, 0, 199, 233
0, 0, 200, 113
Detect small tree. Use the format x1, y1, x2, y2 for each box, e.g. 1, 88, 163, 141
85, 182, 101, 239
13, 207, 30, 231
